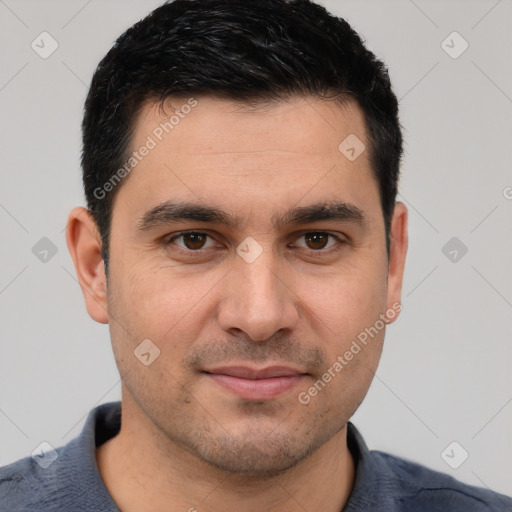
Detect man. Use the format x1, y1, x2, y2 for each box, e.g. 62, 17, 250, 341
1, 0, 510, 510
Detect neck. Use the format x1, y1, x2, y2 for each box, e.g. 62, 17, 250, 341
96, 398, 356, 512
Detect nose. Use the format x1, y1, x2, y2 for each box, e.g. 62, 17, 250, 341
217, 249, 300, 342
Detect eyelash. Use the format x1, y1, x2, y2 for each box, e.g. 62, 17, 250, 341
164, 230, 347, 254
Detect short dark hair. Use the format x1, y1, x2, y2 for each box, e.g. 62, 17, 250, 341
81, 0, 403, 274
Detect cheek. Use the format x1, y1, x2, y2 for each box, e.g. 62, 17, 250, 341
310, 263, 388, 339
108, 259, 223, 357
303, 261, 388, 401
105, 268, 193, 404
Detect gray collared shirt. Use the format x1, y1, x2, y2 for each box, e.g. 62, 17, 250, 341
1, 401, 511, 511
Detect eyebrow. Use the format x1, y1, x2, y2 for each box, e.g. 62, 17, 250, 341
137, 200, 367, 232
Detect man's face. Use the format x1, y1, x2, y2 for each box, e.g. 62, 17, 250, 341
104, 95, 404, 476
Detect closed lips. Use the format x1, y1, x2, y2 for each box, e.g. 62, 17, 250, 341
202, 366, 306, 379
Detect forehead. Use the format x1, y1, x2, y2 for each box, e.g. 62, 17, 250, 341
133, 95, 369, 157
113, 95, 380, 228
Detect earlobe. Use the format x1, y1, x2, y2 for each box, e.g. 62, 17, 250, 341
385, 202, 408, 324
65, 207, 109, 324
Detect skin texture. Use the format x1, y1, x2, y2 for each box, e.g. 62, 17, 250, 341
66, 95, 408, 512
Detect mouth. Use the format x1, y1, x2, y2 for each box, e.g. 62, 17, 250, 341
202, 365, 309, 401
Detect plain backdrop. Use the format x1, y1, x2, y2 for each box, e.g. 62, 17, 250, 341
1, 0, 511, 498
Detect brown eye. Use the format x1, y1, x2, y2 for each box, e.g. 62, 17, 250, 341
168, 232, 214, 251
182, 233, 207, 250
294, 232, 344, 252
304, 232, 329, 250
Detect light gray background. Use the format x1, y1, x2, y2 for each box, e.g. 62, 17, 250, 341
1, 0, 511, 498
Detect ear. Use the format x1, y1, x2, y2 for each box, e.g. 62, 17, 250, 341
385, 202, 408, 324
65, 207, 109, 324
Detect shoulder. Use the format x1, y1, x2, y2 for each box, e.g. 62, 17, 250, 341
372, 450, 512, 511
0, 401, 121, 512
0, 439, 112, 512
0, 451, 64, 511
